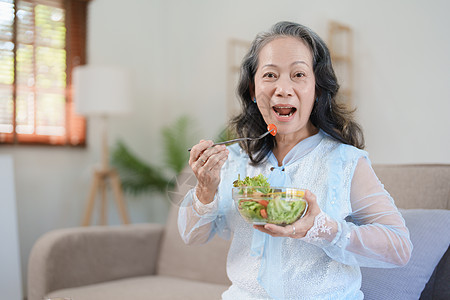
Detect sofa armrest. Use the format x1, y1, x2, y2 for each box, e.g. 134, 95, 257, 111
27, 223, 164, 300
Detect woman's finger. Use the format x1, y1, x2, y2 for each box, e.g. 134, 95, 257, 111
303, 189, 320, 217
190, 142, 214, 174
253, 225, 276, 236
304, 189, 316, 204
254, 222, 307, 238
264, 224, 292, 236
189, 140, 213, 165
202, 146, 228, 171
212, 151, 229, 171
200, 144, 225, 159
196, 156, 207, 168
196, 144, 226, 168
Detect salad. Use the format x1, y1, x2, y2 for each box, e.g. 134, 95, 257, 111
232, 174, 307, 225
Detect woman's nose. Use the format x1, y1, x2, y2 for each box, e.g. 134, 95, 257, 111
275, 77, 294, 97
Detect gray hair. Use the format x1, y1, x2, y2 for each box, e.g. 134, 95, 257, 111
231, 21, 364, 165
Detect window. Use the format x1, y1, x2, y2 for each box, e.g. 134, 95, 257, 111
0, 0, 88, 146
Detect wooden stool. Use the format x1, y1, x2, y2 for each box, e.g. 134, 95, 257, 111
82, 167, 130, 226
81, 119, 130, 226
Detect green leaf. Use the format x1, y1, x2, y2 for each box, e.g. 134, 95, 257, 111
161, 115, 195, 174
110, 115, 201, 197
111, 141, 171, 195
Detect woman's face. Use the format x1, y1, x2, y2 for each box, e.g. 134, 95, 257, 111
254, 36, 317, 142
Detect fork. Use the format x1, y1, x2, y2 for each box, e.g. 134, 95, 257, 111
188, 128, 275, 152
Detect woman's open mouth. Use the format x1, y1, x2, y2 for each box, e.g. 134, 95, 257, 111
272, 105, 297, 120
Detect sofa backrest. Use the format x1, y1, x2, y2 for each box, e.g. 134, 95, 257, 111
373, 164, 450, 210
156, 168, 231, 286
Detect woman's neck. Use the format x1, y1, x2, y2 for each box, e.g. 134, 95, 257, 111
272, 123, 318, 166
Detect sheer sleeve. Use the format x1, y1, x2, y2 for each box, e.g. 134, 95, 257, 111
178, 144, 244, 246
301, 157, 413, 267
177, 187, 219, 245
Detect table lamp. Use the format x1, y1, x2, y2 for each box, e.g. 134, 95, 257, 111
73, 65, 132, 226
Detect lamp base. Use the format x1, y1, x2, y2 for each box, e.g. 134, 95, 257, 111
82, 166, 130, 226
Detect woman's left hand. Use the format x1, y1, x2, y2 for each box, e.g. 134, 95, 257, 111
253, 190, 321, 238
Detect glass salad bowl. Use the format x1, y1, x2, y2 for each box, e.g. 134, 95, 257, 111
232, 186, 308, 225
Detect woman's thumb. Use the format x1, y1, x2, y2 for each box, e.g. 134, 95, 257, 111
304, 189, 320, 215
304, 189, 317, 203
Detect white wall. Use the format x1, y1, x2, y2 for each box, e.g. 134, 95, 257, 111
0, 155, 22, 300
0, 0, 449, 297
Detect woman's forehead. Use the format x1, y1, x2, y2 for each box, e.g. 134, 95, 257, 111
258, 36, 313, 67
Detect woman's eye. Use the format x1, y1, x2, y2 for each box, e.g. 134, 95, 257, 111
294, 72, 305, 78
263, 72, 276, 78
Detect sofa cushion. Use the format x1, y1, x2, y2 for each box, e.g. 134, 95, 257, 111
46, 275, 228, 300
360, 209, 450, 300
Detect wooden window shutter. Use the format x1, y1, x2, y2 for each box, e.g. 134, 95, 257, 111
0, 0, 89, 146
65, 0, 88, 146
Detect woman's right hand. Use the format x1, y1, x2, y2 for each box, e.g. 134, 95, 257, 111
189, 140, 229, 204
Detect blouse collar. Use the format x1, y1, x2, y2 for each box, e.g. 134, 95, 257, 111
268, 129, 325, 168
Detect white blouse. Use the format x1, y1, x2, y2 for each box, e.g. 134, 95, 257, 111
178, 131, 412, 300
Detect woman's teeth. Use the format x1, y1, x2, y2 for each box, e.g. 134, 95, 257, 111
275, 111, 294, 117
273, 106, 296, 117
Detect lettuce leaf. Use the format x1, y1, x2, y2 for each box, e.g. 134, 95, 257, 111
267, 197, 306, 225
233, 174, 272, 194
238, 200, 266, 221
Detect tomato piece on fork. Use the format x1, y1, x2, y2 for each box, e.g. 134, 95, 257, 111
267, 124, 277, 136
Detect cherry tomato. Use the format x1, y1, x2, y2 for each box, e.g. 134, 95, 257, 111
258, 200, 269, 207
267, 124, 277, 136
260, 208, 268, 219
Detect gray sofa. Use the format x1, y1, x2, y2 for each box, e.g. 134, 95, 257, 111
28, 164, 450, 300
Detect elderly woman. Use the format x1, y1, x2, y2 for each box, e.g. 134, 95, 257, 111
178, 21, 412, 300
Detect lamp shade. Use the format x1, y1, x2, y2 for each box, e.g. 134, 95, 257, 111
73, 65, 132, 116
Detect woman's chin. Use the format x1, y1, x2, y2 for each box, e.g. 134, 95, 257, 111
270, 121, 316, 139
